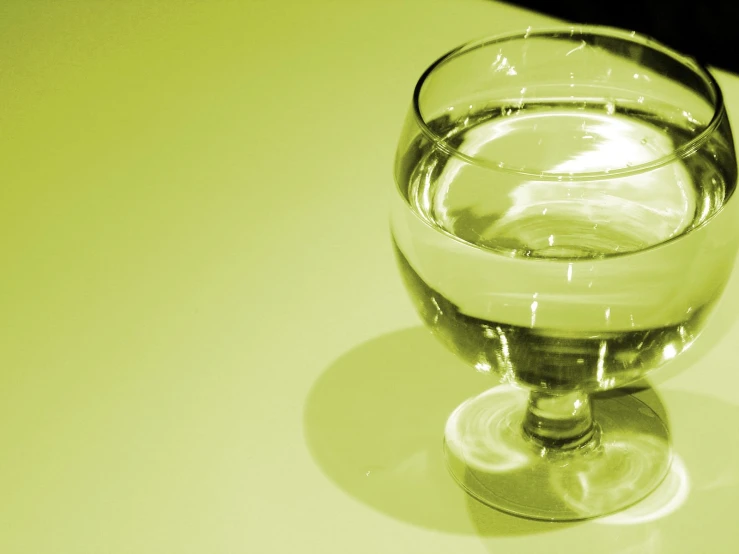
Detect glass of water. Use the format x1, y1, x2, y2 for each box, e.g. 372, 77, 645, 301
391, 26, 739, 520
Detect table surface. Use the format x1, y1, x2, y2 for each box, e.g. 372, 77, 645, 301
1, 1, 738, 552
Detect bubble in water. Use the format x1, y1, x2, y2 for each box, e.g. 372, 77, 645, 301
606, 102, 615, 115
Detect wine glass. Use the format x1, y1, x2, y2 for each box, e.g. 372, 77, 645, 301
390, 26, 739, 521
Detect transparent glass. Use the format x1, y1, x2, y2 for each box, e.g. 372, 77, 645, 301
390, 26, 739, 520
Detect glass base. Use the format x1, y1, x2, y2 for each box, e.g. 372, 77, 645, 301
444, 385, 671, 521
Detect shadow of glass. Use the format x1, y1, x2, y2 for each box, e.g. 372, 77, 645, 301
303, 327, 579, 536
472, 388, 739, 553
304, 325, 739, 545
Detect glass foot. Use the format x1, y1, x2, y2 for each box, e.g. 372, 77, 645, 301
443, 385, 671, 521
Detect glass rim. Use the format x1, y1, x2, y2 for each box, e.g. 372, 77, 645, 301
412, 25, 727, 182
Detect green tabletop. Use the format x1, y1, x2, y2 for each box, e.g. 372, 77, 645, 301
1, 1, 737, 552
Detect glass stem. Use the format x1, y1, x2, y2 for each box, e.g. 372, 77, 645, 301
523, 390, 596, 450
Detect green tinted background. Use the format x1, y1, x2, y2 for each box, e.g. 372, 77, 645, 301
1, 1, 738, 552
